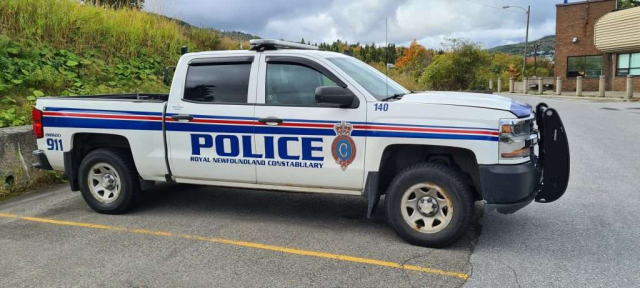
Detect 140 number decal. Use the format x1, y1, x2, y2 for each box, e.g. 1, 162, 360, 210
46, 138, 63, 151
374, 103, 389, 111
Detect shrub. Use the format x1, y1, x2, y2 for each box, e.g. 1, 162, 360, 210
419, 39, 491, 91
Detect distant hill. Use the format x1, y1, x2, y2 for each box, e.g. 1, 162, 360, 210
488, 35, 555, 55
153, 13, 260, 41
219, 30, 259, 42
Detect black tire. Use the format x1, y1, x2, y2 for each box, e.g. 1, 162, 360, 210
385, 163, 473, 248
78, 148, 140, 214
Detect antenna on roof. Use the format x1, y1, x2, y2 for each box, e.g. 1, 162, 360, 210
385, 17, 389, 98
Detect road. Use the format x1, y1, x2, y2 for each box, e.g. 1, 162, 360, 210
1, 94, 639, 287
0, 185, 475, 287
465, 95, 640, 288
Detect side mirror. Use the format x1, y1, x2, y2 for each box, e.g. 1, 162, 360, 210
315, 86, 356, 108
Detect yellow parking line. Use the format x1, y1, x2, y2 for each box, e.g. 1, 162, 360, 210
0, 212, 469, 280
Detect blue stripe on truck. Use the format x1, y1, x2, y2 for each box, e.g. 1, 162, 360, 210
42, 110, 498, 142
44, 116, 498, 141
43, 116, 162, 131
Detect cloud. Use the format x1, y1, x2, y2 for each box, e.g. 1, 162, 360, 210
145, 0, 560, 49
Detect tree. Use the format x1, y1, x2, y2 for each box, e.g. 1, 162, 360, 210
618, 0, 640, 9
395, 39, 433, 80
366, 43, 379, 63
385, 44, 397, 64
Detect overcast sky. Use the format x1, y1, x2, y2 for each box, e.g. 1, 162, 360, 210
145, 0, 569, 49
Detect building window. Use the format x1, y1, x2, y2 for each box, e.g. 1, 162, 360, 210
617, 53, 640, 76
567, 55, 603, 78
617, 0, 640, 10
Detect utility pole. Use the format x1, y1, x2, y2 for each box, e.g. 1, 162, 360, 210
504, 5, 530, 79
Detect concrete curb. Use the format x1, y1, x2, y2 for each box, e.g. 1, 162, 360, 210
496, 93, 638, 102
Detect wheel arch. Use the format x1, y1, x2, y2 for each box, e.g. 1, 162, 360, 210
377, 144, 482, 198
366, 143, 482, 218
65, 133, 134, 191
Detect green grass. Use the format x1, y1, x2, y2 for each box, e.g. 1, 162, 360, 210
0, 0, 226, 127
0, 0, 220, 61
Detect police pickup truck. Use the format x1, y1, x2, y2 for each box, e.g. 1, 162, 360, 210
32, 39, 570, 247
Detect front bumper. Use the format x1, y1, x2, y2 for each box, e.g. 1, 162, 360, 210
481, 102, 570, 214
32, 150, 53, 170
480, 161, 541, 214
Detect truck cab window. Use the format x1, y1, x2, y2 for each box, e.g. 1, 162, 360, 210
184, 63, 251, 103
266, 63, 336, 106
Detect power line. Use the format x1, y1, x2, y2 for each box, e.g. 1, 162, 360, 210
465, 0, 523, 13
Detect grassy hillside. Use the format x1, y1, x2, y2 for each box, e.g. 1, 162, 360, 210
0, 0, 231, 127
487, 35, 555, 55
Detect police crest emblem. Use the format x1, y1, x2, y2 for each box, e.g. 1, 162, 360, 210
331, 121, 356, 171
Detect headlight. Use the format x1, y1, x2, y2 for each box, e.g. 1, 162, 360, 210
499, 117, 537, 160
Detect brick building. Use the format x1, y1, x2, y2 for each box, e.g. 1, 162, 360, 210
555, 0, 640, 92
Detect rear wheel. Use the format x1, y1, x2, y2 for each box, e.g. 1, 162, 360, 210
79, 148, 139, 214
385, 163, 473, 248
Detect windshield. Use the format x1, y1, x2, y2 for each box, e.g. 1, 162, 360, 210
327, 57, 409, 100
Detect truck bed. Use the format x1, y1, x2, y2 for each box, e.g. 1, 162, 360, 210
41, 93, 169, 102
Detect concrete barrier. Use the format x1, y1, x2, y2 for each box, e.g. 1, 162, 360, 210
522, 77, 528, 94
576, 76, 583, 96
599, 75, 606, 97
489, 79, 493, 91
0, 125, 58, 194
509, 78, 514, 93
538, 78, 543, 94
497, 78, 502, 93
556, 77, 562, 95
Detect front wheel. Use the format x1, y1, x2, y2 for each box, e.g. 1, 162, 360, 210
385, 163, 473, 248
78, 148, 140, 214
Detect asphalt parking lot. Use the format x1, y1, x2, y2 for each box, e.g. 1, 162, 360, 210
1, 94, 639, 287
466, 94, 640, 288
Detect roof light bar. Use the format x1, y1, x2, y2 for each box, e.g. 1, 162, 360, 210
249, 39, 319, 51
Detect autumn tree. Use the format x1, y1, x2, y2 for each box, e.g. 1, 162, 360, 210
490, 52, 522, 90
395, 39, 433, 80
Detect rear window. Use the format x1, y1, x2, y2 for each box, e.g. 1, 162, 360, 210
184, 63, 251, 103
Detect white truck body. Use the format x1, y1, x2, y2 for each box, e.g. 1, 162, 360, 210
32, 40, 570, 247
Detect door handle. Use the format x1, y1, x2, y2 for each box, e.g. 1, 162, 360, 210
171, 114, 194, 121
258, 117, 283, 125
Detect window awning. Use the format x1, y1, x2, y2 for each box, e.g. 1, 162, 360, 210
594, 7, 640, 53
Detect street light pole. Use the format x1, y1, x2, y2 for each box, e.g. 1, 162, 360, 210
504, 5, 530, 80
523, 5, 530, 79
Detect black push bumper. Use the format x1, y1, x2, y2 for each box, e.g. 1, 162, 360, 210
32, 150, 53, 170
481, 103, 570, 214
480, 162, 541, 214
